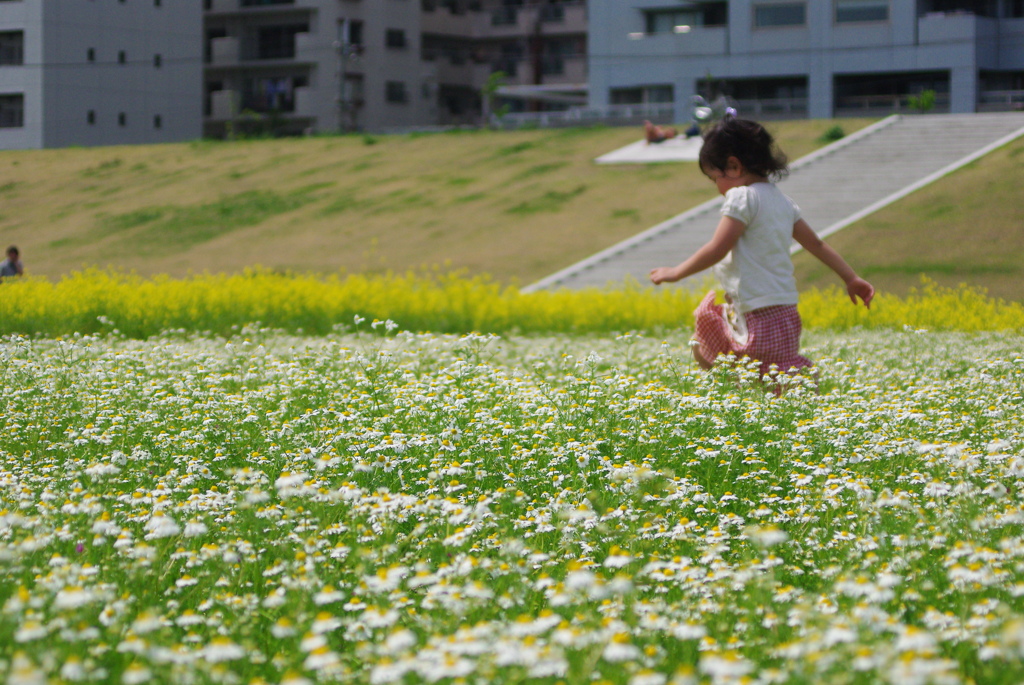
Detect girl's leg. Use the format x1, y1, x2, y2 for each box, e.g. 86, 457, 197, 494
692, 343, 715, 370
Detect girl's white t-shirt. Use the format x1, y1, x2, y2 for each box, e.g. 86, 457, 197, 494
712, 182, 800, 313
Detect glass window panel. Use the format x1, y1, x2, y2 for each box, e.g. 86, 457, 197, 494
836, 0, 888, 22
754, 3, 806, 26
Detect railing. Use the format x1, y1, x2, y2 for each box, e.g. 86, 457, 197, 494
491, 7, 517, 26
540, 55, 563, 76
834, 93, 951, 113
730, 97, 807, 118
540, 5, 564, 22
978, 90, 1024, 111
500, 103, 676, 129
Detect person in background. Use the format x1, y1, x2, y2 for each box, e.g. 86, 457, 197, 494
644, 120, 678, 144
0, 245, 24, 282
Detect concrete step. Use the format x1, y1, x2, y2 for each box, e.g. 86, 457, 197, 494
526, 112, 1024, 291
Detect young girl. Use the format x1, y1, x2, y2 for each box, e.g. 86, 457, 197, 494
649, 117, 874, 379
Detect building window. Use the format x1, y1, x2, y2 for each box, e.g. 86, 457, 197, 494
385, 29, 407, 49
644, 4, 726, 33
118, 112, 127, 126
154, 114, 162, 129
118, 50, 127, 64
338, 18, 364, 46
836, 0, 888, 22
154, 54, 162, 68
385, 81, 407, 103
0, 94, 24, 128
754, 3, 806, 27
87, 48, 96, 62
610, 85, 674, 105
155, 0, 161, 5
87, 110, 96, 125
0, 32, 24, 66
256, 24, 307, 59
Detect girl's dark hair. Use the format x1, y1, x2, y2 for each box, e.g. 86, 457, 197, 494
699, 118, 789, 181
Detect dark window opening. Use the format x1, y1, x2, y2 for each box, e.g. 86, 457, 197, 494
0, 31, 24, 66
386, 80, 408, 103
836, 0, 888, 22
644, 3, 727, 33
835, 71, 950, 110
242, 75, 308, 112
385, 29, 407, 49
256, 24, 307, 59
754, 2, 806, 27
0, 94, 23, 128
118, 112, 127, 126
118, 50, 127, 64
87, 110, 96, 125
154, 114, 162, 128
154, 54, 162, 68
917, 0, 1000, 17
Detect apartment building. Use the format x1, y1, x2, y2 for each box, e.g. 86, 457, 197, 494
422, 0, 587, 125
0, 0, 202, 150
588, 0, 1024, 121
203, 0, 587, 135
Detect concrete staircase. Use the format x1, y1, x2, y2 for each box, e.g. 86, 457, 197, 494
524, 112, 1024, 292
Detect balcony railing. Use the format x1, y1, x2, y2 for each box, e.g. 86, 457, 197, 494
834, 93, 951, 114
731, 97, 807, 118
978, 89, 1024, 112
491, 7, 517, 26
499, 103, 676, 129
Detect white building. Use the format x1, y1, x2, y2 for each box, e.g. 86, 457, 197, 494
588, 0, 1024, 121
0, 0, 202, 150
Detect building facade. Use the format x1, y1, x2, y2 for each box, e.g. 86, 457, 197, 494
0, 0, 202, 150
203, 0, 587, 135
588, 0, 1024, 121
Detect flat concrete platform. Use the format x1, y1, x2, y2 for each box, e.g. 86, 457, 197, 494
595, 136, 703, 164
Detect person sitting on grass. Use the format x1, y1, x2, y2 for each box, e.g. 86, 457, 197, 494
649, 117, 874, 382
0, 245, 23, 282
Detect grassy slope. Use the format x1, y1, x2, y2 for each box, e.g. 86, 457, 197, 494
791, 134, 1024, 302
0, 119, 871, 287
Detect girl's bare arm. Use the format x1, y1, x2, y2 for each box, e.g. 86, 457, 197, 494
792, 219, 874, 307
650, 216, 746, 285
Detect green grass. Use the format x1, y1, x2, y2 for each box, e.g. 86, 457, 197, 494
1, 327, 1023, 684
2, 118, 1023, 300
0, 120, 874, 285
792, 133, 1024, 302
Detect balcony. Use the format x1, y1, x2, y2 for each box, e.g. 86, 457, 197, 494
978, 90, 1024, 112
429, 53, 492, 88
623, 25, 728, 58
731, 98, 807, 120
209, 89, 239, 120
205, 0, 316, 13
496, 54, 586, 86
209, 36, 241, 66
834, 92, 951, 117
207, 31, 314, 68
485, 2, 586, 38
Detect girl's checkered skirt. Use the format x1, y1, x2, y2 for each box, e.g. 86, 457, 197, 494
692, 291, 812, 378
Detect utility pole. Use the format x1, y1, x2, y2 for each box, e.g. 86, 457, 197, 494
335, 19, 362, 133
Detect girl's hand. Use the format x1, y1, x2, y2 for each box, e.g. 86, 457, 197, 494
649, 267, 679, 285
847, 277, 874, 309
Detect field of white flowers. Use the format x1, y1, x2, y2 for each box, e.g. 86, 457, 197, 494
2, 325, 1023, 685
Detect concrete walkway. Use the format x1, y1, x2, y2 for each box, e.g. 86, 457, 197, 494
524, 112, 1024, 292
